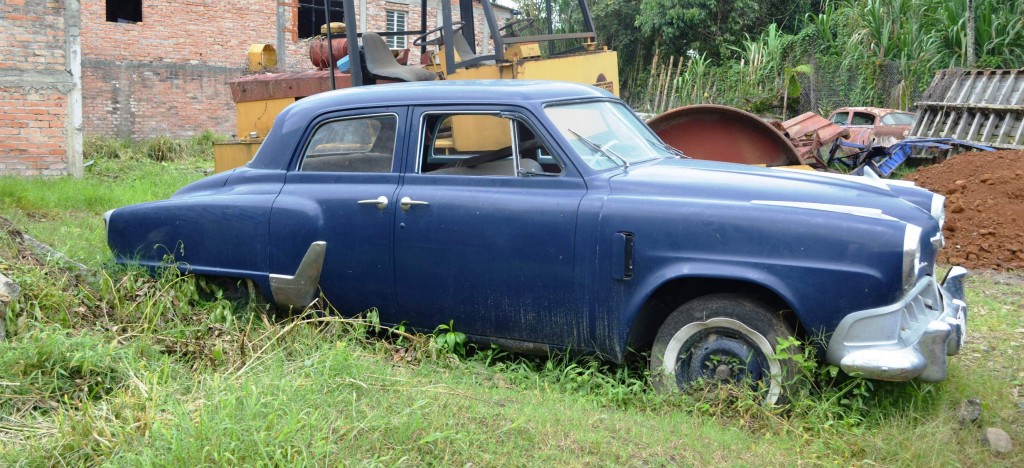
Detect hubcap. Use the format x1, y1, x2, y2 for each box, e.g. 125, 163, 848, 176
661, 317, 785, 405
675, 330, 770, 390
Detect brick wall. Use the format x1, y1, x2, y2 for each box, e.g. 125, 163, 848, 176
82, 61, 242, 138
0, 0, 81, 177
0, 89, 70, 176
76, 0, 510, 140
80, 0, 277, 66
79, 0, 279, 139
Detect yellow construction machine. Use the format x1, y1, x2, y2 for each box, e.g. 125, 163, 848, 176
216, 0, 619, 172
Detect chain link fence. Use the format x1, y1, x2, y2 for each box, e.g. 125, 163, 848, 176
629, 56, 929, 119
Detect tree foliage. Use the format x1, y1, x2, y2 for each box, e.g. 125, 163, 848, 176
512, 0, 1023, 115
634, 0, 810, 60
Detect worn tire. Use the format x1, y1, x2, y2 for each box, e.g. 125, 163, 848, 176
650, 293, 797, 405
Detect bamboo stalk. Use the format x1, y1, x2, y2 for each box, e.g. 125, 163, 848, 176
645, 44, 661, 113
667, 57, 684, 111
663, 56, 675, 112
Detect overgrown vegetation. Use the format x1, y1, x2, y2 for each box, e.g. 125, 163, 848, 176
83, 130, 225, 163
1, 152, 1022, 464
578, 0, 1024, 116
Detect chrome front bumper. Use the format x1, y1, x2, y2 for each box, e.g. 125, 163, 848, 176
826, 267, 967, 382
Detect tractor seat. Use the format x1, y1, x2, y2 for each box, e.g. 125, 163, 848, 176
449, 32, 495, 66
362, 33, 438, 82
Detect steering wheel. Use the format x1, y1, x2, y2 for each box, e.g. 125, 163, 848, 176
413, 21, 465, 47
499, 18, 535, 38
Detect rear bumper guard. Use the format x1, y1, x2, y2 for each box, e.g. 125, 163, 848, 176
826, 267, 967, 382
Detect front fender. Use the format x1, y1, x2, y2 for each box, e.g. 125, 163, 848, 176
614, 256, 889, 361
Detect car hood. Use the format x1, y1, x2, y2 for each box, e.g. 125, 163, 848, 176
608, 158, 933, 224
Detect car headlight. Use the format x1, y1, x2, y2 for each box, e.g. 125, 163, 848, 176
903, 223, 923, 291
930, 193, 946, 228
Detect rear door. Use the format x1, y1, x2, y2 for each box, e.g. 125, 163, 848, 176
390, 107, 588, 346
268, 107, 406, 315
848, 111, 877, 145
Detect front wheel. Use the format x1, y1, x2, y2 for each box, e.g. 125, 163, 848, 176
650, 294, 797, 405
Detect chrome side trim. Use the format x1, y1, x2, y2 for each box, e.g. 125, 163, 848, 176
750, 200, 898, 221
772, 167, 891, 191
930, 193, 946, 227
902, 224, 923, 290
269, 241, 327, 309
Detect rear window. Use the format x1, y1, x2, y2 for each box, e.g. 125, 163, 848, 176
299, 114, 397, 173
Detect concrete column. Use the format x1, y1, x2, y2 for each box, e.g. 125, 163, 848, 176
64, 0, 83, 178
277, 3, 288, 70
360, 0, 367, 33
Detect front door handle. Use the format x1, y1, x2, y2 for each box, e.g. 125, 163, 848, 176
399, 196, 430, 211
357, 196, 389, 210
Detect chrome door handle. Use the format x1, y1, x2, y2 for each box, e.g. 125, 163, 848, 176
357, 196, 389, 210
399, 196, 429, 211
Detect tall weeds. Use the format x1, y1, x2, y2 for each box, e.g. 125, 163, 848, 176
631, 0, 1024, 115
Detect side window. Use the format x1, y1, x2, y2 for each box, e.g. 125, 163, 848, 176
299, 114, 397, 173
419, 113, 561, 176
830, 112, 849, 125
851, 112, 875, 126
514, 120, 563, 175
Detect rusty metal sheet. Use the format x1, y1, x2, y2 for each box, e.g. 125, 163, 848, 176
230, 71, 355, 103
781, 112, 849, 165
647, 105, 803, 167
783, 112, 850, 143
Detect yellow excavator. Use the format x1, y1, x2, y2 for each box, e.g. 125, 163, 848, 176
216, 0, 619, 172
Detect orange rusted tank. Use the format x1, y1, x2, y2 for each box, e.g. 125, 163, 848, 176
308, 37, 349, 70
647, 105, 805, 167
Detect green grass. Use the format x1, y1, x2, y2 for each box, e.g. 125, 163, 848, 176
1, 149, 1022, 465
0, 156, 209, 267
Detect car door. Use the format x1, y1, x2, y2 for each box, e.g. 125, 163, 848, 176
847, 111, 877, 145
391, 107, 588, 346
268, 107, 407, 315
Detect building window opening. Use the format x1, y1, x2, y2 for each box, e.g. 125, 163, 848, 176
386, 10, 408, 49
106, 0, 142, 23
298, 0, 346, 39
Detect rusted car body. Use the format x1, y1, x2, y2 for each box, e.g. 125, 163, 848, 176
828, 107, 915, 149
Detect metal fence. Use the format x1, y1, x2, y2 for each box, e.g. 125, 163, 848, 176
628, 57, 929, 118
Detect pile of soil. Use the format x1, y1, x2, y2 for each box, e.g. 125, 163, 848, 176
904, 150, 1024, 271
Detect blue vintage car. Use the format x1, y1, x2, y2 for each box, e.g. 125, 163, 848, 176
106, 81, 967, 403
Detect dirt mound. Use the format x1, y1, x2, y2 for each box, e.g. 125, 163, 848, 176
904, 150, 1024, 271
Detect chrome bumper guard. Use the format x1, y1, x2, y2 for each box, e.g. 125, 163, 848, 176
826, 267, 967, 382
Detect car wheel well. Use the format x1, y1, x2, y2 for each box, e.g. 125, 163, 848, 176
627, 277, 801, 353
197, 275, 268, 304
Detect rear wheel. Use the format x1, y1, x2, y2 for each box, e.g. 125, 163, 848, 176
650, 294, 796, 405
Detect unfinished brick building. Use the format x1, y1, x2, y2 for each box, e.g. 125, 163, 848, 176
1, 0, 83, 176
1, 0, 508, 177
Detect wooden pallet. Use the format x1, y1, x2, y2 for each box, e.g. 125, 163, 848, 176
911, 69, 1024, 150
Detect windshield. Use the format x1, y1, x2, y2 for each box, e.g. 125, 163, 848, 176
544, 101, 674, 170
881, 112, 915, 126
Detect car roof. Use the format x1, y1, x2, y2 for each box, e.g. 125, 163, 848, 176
249, 80, 616, 171
831, 106, 912, 116
287, 80, 613, 115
